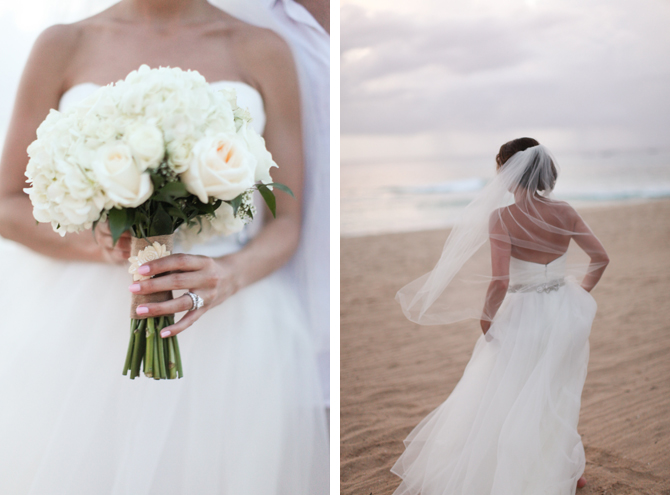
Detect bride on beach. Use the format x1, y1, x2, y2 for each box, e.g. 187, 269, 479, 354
0, 0, 328, 493
394, 138, 609, 494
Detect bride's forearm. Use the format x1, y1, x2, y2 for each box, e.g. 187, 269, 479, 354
218, 214, 301, 290
580, 256, 609, 292
481, 279, 509, 322
0, 194, 104, 262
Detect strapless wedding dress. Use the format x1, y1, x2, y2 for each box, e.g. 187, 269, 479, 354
392, 254, 597, 495
0, 82, 328, 494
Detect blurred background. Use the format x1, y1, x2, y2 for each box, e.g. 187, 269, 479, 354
0, 1, 111, 149
341, 0, 670, 237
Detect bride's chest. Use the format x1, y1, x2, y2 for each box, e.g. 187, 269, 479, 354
66, 26, 248, 90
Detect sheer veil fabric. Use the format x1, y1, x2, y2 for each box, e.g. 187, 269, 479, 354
397, 144, 607, 325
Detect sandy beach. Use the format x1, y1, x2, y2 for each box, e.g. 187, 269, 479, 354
341, 199, 670, 495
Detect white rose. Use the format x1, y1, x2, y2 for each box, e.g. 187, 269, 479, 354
180, 134, 256, 203
175, 202, 244, 251
166, 139, 194, 174
126, 123, 164, 170
93, 142, 153, 207
239, 122, 277, 183
209, 201, 245, 236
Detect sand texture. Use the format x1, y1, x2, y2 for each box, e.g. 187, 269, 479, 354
341, 200, 670, 495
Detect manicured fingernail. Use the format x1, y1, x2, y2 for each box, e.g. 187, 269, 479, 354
138, 265, 150, 275
128, 284, 141, 292
160, 330, 170, 338
136, 306, 148, 315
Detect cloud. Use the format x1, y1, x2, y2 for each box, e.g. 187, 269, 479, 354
341, 0, 670, 153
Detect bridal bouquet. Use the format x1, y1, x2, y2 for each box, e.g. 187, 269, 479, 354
24, 65, 291, 380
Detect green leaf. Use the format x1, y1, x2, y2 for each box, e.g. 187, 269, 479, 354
149, 203, 173, 236
159, 181, 189, 198
257, 183, 276, 218
152, 195, 181, 209
263, 182, 294, 198
228, 194, 244, 216
107, 208, 129, 246
166, 206, 188, 222
150, 172, 166, 190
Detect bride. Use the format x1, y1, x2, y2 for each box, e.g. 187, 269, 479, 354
394, 138, 609, 494
0, 0, 328, 493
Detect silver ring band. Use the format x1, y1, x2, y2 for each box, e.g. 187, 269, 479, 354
186, 291, 204, 311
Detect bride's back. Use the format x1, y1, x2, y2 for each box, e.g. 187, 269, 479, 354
500, 198, 576, 265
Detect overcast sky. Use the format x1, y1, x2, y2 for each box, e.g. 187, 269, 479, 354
341, 0, 670, 162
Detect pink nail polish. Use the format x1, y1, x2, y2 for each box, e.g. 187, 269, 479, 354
129, 284, 141, 292
136, 306, 148, 315
160, 330, 170, 338
138, 265, 150, 275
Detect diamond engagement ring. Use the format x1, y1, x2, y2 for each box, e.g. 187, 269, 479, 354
186, 291, 204, 311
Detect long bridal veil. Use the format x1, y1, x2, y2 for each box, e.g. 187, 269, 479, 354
396, 144, 608, 325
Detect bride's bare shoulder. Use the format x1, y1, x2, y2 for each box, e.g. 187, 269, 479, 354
206, 11, 294, 72
30, 23, 82, 63
548, 198, 578, 216
20, 23, 88, 99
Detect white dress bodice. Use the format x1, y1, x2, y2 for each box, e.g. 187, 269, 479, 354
58, 80, 267, 258
508, 253, 567, 287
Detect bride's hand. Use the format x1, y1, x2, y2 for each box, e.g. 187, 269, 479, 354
128, 254, 241, 337
480, 319, 491, 334
94, 222, 131, 263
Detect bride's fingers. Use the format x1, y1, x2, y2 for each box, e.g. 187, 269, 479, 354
96, 229, 131, 252
159, 307, 205, 337
140, 254, 207, 277
135, 294, 198, 318
111, 250, 131, 263
103, 245, 131, 263
129, 271, 206, 294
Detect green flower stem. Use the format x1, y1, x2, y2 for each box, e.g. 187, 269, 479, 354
156, 322, 167, 379
144, 318, 155, 378
123, 315, 182, 380
153, 324, 161, 381
174, 340, 183, 378
130, 319, 146, 379
167, 336, 177, 379
123, 319, 137, 376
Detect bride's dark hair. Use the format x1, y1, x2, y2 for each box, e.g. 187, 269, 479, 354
496, 137, 557, 192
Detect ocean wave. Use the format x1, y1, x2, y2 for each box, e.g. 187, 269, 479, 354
390, 177, 487, 194
390, 178, 670, 203
555, 185, 670, 202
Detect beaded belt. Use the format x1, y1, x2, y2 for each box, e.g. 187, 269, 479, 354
507, 278, 565, 294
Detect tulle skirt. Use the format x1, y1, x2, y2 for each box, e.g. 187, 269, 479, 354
392, 279, 597, 495
0, 239, 328, 495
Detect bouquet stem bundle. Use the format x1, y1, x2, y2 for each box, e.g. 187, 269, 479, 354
123, 316, 183, 379
125, 234, 182, 380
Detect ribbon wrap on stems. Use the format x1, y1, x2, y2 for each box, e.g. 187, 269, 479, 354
129, 234, 174, 319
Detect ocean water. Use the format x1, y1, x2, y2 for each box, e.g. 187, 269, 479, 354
341, 149, 670, 237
